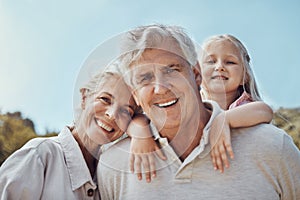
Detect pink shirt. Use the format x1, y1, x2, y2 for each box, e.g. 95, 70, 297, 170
229, 91, 253, 109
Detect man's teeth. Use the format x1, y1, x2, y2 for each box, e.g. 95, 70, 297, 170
96, 120, 113, 132
157, 99, 177, 107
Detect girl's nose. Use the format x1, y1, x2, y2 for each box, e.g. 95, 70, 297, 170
214, 62, 225, 71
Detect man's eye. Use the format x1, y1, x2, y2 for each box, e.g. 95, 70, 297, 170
166, 68, 175, 73
164, 64, 180, 74
138, 73, 153, 84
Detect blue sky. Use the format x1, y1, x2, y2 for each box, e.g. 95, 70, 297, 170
0, 0, 299, 134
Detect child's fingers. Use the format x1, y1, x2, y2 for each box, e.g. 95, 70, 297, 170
141, 155, 151, 182
134, 156, 142, 180
148, 154, 156, 178
220, 144, 229, 169
224, 137, 234, 159
210, 149, 218, 170
215, 146, 224, 173
129, 154, 135, 173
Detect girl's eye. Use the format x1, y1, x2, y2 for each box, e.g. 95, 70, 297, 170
227, 61, 236, 65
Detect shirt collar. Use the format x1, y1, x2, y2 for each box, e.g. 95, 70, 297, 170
151, 100, 223, 158
58, 127, 98, 191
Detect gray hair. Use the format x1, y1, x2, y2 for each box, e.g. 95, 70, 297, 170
118, 24, 198, 87
200, 34, 261, 101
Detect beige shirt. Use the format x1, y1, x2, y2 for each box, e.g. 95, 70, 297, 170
97, 101, 300, 200
0, 127, 100, 200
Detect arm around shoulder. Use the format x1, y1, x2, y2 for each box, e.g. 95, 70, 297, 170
226, 101, 273, 128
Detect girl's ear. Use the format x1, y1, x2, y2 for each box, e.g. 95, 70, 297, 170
80, 88, 88, 110
193, 62, 202, 89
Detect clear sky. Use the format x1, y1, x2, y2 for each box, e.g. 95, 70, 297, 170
1, 0, 299, 134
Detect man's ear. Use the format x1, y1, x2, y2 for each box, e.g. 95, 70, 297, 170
193, 62, 202, 89
80, 88, 88, 110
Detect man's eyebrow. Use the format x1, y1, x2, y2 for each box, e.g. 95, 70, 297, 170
164, 63, 182, 68
169, 64, 180, 67
137, 71, 152, 78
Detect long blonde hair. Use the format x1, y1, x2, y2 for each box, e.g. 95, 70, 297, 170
200, 34, 261, 101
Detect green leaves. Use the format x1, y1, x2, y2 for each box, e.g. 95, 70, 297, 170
0, 112, 58, 165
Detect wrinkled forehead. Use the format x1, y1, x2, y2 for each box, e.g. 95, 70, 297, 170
129, 47, 191, 70
130, 48, 190, 74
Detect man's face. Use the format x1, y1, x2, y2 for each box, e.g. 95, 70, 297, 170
130, 48, 201, 138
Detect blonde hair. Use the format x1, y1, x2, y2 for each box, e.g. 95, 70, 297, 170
80, 63, 121, 96
200, 34, 261, 101
119, 24, 198, 87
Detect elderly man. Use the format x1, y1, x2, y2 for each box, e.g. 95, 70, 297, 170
97, 24, 300, 199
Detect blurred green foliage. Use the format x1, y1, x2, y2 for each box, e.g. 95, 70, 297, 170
272, 107, 300, 150
0, 111, 58, 165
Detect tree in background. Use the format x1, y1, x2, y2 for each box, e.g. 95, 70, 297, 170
273, 107, 300, 149
0, 112, 58, 165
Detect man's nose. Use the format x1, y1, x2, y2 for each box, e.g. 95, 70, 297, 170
153, 74, 169, 94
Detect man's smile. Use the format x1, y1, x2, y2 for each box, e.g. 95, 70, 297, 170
154, 98, 179, 108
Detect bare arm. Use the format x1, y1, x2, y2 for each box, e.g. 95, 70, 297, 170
210, 101, 273, 172
226, 101, 273, 128
127, 113, 152, 138
127, 113, 166, 182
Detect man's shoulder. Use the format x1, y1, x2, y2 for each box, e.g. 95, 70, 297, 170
233, 123, 295, 152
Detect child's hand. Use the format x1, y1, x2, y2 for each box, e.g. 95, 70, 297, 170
129, 137, 166, 183
209, 111, 234, 173
126, 113, 166, 183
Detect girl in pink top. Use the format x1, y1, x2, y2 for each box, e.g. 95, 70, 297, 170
199, 34, 273, 172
